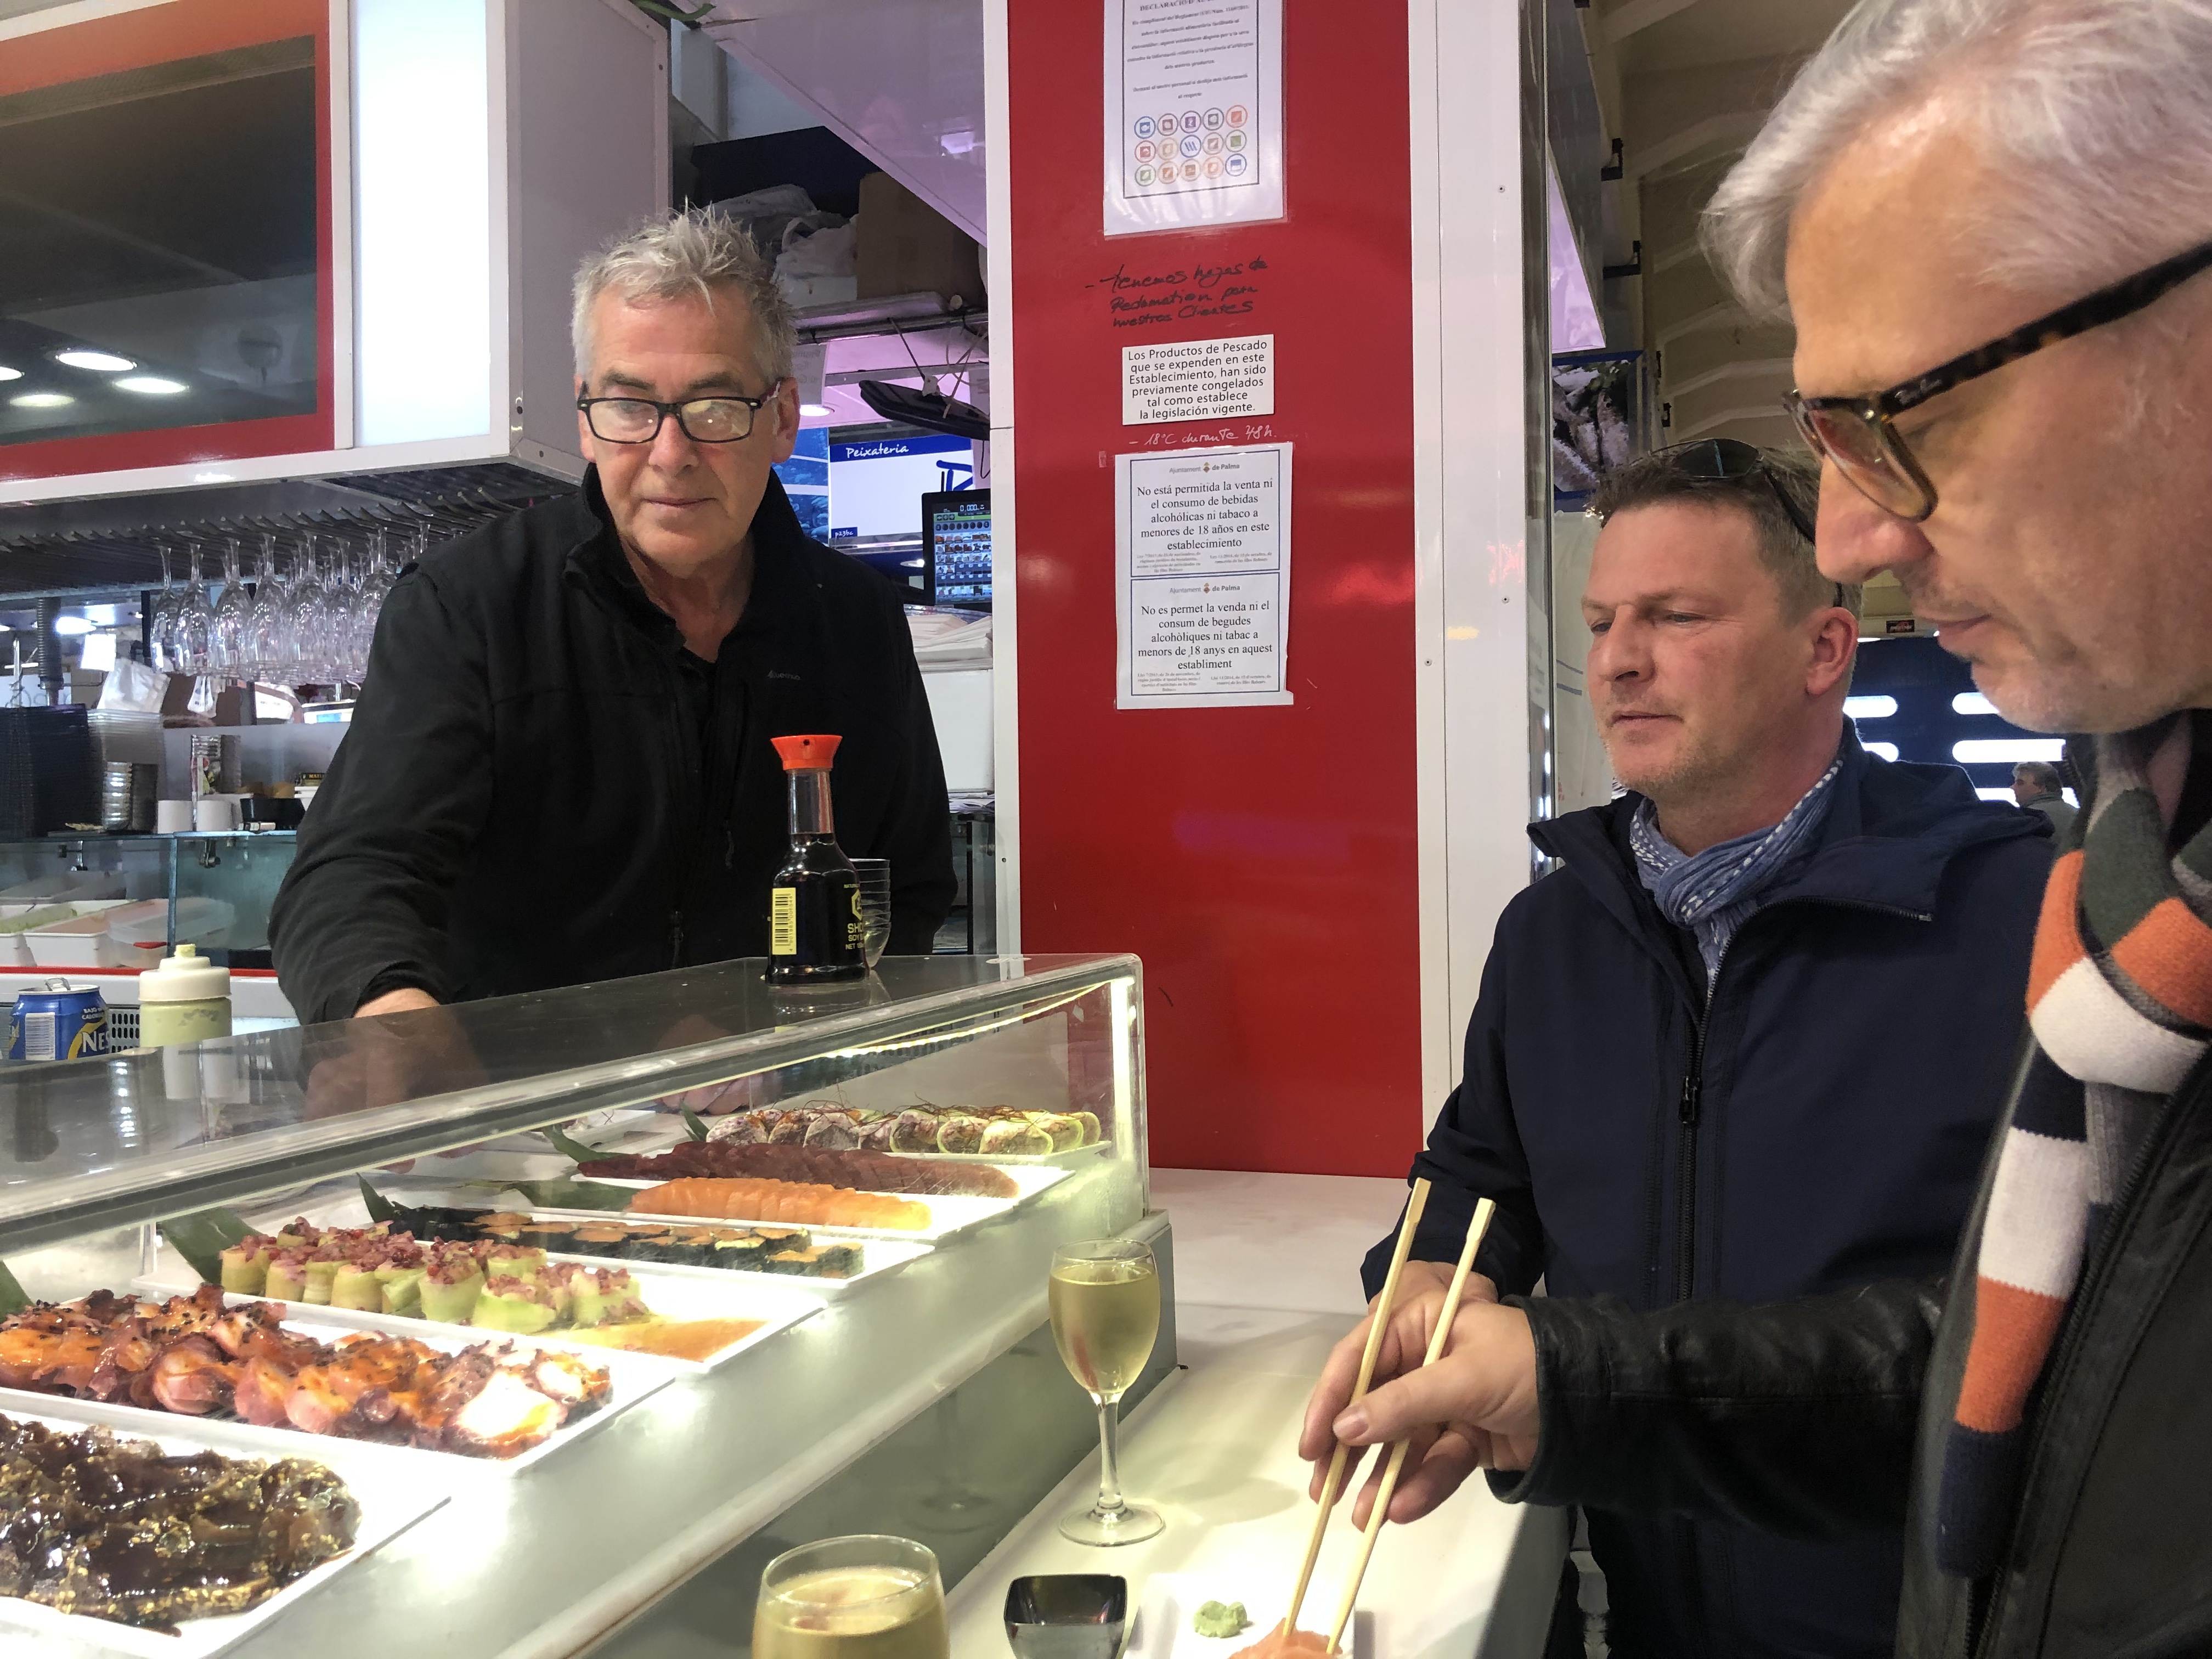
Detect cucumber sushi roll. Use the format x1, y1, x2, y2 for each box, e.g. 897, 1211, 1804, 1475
331, 1263, 383, 1312
264, 1252, 312, 1304
219, 1243, 272, 1296
420, 1257, 487, 1324
302, 1259, 342, 1306
376, 1264, 426, 1315
484, 1245, 547, 1282
473, 1275, 557, 1335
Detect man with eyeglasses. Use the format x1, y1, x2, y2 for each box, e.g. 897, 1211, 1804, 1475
1312, 440, 2050, 1656
270, 210, 953, 1026
1302, 3, 2212, 1654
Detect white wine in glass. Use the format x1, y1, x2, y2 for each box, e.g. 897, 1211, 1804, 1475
1049, 1239, 1164, 1545
753, 1535, 948, 1659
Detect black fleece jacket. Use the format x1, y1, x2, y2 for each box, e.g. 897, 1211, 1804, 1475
270, 469, 953, 1025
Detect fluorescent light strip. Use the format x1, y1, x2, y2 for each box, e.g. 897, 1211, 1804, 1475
1843, 695, 1898, 720
1953, 691, 1998, 715
1864, 742, 1900, 762
1954, 738, 2065, 764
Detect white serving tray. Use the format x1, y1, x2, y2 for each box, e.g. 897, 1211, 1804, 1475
0, 1306, 670, 1478
572, 1162, 1070, 1242
0, 1406, 447, 1659
132, 1270, 820, 1374
548, 1237, 934, 1296
1126, 1573, 1372, 1659
632, 1109, 1117, 1167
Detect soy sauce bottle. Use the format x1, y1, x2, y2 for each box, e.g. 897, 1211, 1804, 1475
765, 733, 867, 984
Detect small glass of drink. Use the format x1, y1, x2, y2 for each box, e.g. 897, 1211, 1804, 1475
1049, 1238, 1164, 1545
752, 1534, 949, 1659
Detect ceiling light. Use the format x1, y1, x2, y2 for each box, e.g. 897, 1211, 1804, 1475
800, 403, 833, 417
50, 616, 93, 636
192, 471, 235, 484
53, 349, 136, 371
1953, 738, 2064, 764
1842, 695, 1897, 720
114, 376, 186, 395
1865, 742, 1900, 762
1952, 691, 1997, 716
0, 366, 19, 382
9, 393, 72, 409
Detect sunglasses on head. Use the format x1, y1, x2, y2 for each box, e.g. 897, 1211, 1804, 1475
1635, 438, 1845, 609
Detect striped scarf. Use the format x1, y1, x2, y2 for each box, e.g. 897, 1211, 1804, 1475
1936, 714, 2212, 1577
1628, 749, 1844, 981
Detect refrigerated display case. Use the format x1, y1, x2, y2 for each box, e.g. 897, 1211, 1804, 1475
0, 951, 1167, 1657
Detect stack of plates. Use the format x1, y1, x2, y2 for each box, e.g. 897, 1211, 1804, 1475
99, 761, 157, 833
0, 707, 99, 838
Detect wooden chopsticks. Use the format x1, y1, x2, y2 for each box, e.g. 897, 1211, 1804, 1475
1322, 1195, 1497, 1657
1279, 1177, 1431, 1643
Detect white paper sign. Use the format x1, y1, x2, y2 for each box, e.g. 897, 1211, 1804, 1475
1121, 333, 1274, 425
1103, 0, 1285, 238
1116, 442, 1292, 708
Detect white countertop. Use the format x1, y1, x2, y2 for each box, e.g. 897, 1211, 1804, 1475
944, 1170, 1567, 1659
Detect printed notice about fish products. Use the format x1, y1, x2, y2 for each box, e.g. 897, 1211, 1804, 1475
1116, 441, 1293, 708
1122, 333, 1274, 424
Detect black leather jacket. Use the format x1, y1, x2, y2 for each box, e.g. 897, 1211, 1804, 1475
1499, 1045, 2212, 1658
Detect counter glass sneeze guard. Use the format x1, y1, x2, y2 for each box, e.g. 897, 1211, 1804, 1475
0, 951, 1163, 1659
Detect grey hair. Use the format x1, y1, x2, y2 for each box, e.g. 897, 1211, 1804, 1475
571, 208, 797, 384
1705, 0, 2212, 318
2014, 760, 2066, 792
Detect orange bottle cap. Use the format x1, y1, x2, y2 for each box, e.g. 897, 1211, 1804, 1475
771, 733, 843, 770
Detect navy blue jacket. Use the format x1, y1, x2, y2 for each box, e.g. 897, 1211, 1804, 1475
1363, 737, 2051, 1659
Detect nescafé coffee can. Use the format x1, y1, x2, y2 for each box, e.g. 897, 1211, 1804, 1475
8, 982, 107, 1063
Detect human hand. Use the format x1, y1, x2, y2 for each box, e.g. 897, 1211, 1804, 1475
1300, 1266, 1525, 1527
354, 986, 439, 1019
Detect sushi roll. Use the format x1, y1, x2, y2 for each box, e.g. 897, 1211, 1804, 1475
219, 1243, 273, 1296
475, 1224, 526, 1247
1068, 1110, 1102, 1147
751, 1225, 811, 1254
792, 1241, 864, 1278
330, 1263, 382, 1312
709, 1233, 772, 1272
766, 1110, 812, 1145
978, 1119, 1053, 1157
302, 1258, 342, 1305
1023, 1112, 1086, 1152
264, 1251, 312, 1304
472, 1275, 558, 1335
484, 1245, 548, 1282
376, 1263, 426, 1315
706, 1110, 768, 1145
935, 1114, 988, 1155
420, 1251, 487, 1324
618, 1228, 675, 1263
538, 1260, 582, 1323
860, 1114, 899, 1153
569, 1267, 648, 1328
518, 1222, 576, 1253
802, 1110, 864, 1150
568, 1224, 632, 1259
890, 1110, 941, 1153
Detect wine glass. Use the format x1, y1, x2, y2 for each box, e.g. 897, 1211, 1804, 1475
1049, 1238, 1164, 1545
246, 533, 285, 684
286, 533, 329, 689
146, 544, 180, 674
353, 526, 397, 681
175, 549, 216, 677
213, 535, 252, 679
752, 1535, 948, 1659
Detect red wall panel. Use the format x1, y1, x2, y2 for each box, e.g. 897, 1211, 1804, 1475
1007, 2, 1424, 1175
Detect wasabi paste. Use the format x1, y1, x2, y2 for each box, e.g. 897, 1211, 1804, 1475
1193, 1601, 1250, 1639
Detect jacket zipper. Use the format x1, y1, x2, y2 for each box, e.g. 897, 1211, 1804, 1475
1665, 896, 1927, 1308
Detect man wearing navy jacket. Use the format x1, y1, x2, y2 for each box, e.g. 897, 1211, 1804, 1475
1328, 442, 2051, 1657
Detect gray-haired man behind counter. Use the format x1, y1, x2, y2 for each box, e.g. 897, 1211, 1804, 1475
270, 211, 953, 1025
1299, 3, 2212, 1655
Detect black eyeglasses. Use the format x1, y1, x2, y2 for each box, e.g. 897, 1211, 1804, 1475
577, 383, 782, 445
1786, 234, 2212, 522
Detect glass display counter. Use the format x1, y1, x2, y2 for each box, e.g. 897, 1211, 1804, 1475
0, 952, 1167, 1658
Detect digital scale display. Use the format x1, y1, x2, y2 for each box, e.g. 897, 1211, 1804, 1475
925, 490, 991, 608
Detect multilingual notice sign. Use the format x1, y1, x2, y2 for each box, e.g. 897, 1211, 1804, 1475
1115, 441, 1293, 708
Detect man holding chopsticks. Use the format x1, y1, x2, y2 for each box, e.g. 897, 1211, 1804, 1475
1307, 2, 2212, 1655
1306, 439, 2050, 1656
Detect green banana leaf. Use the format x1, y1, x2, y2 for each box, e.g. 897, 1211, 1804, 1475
539, 1125, 601, 1164
0, 1260, 27, 1317
358, 1176, 396, 1223
682, 1108, 709, 1143
161, 1207, 258, 1286
503, 1178, 636, 1212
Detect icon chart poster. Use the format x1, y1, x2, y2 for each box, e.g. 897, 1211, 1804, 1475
1115, 442, 1293, 708
1104, 0, 1284, 238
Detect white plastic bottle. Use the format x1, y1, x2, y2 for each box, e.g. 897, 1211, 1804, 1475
138, 943, 232, 1048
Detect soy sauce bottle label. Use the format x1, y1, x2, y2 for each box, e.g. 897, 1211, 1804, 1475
771, 888, 798, 956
